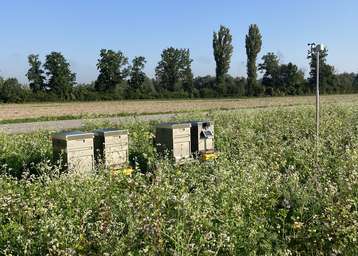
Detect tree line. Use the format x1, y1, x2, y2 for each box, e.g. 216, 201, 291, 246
1, 24, 358, 103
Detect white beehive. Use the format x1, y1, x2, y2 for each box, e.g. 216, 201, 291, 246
94, 128, 129, 169
52, 131, 95, 174
155, 122, 192, 163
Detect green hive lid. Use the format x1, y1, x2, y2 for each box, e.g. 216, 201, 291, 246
52, 131, 94, 141
156, 122, 191, 129
94, 128, 128, 137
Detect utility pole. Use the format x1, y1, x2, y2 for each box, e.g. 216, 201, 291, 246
316, 47, 320, 149
308, 43, 324, 164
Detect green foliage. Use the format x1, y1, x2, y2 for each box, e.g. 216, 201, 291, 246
0, 104, 358, 254
155, 47, 193, 93
335, 73, 356, 93
191, 75, 246, 98
95, 49, 129, 92
26, 54, 45, 93
307, 47, 337, 94
126, 57, 157, 99
354, 74, 358, 90
44, 52, 76, 100
193, 75, 217, 97
213, 25, 234, 92
2, 26, 358, 102
259, 52, 280, 89
279, 63, 306, 95
0, 78, 30, 103
260, 53, 306, 95
245, 24, 262, 96
0, 132, 52, 177
128, 56, 146, 91
1, 25, 358, 102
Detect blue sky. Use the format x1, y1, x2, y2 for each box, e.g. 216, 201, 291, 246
0, 0, 357, 83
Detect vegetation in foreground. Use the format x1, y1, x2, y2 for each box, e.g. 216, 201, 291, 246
0, 105, 357, 255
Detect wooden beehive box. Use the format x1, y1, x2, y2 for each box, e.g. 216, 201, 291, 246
155, 122, 192, 163
52, 131, 95, 174
189, 120, 215, 155
94, 128, 129, 169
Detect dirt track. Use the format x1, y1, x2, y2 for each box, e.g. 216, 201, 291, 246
0, 113, 178, 134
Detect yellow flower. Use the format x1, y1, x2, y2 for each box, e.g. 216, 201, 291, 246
122, 167, 134, 176
293, 221, 304, 230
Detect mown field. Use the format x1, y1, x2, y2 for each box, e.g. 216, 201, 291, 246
0, 102, 357, 255
1, 94, 358, 122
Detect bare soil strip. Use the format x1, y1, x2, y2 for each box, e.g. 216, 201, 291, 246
0, 113, 178, 134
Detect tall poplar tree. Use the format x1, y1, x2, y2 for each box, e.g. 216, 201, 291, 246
213, 25, 233, 94
245, 24, 262, 96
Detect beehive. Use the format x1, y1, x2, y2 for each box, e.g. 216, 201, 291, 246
52, 131, 95, 174
155, 122, 192, 162
94, 128, 129, 169
190, 121, 215, 155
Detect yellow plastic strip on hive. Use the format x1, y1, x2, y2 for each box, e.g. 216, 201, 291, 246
111, 166, 133, 176
201, 152, 218, 161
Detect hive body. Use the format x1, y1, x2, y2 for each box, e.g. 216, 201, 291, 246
190, 121, 215, 155
94, 128, 129, 169
155, 122, 192, 162
52, 131, 95, 174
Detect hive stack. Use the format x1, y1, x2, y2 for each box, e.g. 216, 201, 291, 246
94, 128, 129, 169
155, 122, 192, 163
189, 120, 215, 155
52, 131, 95, 174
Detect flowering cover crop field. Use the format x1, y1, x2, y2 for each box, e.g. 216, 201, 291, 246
0, 104, 357, 255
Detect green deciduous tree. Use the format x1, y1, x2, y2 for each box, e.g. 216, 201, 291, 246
44, 52, 76, 100
307, 47, 336, 94
245, 24, 262, 96
26, 54, 45, 93
335, 73, 355, 93
126, 56, 156, 98
259, 52, 306, 95
0, 78, 29, 103
128, 56, 146, 91
213, 25, 233, 94
279, 63, 306, 95
353, 74, 358, 92
95, 49, 129, 92
155, 47, 193, 93
259, 52, 280, 90
259, 53, 306, 95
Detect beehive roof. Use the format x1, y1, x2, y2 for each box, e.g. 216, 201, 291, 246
94, 128, 128, 137
51, 131, 94, 141
156, 122, 191, 129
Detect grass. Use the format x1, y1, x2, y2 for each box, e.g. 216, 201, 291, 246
0, 102, 357, 254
